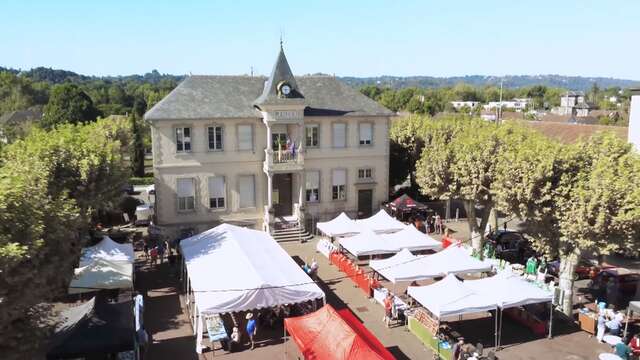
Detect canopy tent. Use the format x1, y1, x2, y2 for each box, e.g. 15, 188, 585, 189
180, 223, 324, 353
624, 301, 640, 337
388, 194, 428, 212
69, 259, 133, 294
464, 272, 553, 309
380, 225, 442, 252
356, 209, 406, 234
80, 236, 134, 266
408, 274, 498, 318
370, 245, 492, 283
316, 212, 362, 237
47, 296, 134, 359
284, 304, 395, 360
339, 229, 398, 257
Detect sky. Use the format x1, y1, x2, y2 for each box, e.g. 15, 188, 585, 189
1, 0, 639, 79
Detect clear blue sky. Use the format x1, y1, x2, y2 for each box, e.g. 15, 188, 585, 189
2, 0, 639, 79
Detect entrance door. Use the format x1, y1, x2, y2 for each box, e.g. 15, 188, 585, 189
273, 173, 292, 217
357, 189, 373, 219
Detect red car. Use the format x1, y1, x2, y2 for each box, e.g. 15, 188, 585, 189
547, 259, 613, 280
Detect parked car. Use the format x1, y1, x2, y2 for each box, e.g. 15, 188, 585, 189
588, 267, 640, 298
546, 258, 612, 280
486, 230, 535, 265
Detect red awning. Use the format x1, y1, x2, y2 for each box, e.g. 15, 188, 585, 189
389, 194, 428, 212
284, 304, 395, 360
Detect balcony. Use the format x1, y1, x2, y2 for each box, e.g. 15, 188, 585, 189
264, 148, 304, 173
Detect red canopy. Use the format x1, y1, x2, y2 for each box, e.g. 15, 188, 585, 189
389, 194, 428, 212
284, 304, 395, 360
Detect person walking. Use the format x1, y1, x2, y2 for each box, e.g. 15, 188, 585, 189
383, 293, 393, 328
435, 214, 443, 234
246, 313, 257, 350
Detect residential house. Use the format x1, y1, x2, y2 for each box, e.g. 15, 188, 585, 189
450, 101, 480, 110
483, 98, 531, 112
144, 47, 394, 239
556, 91, 593, 116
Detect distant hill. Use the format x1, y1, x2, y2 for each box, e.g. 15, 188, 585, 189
1, 66, 638, 91
338, 75, 640, 91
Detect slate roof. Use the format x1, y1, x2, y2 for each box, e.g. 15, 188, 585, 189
0, 106, 43, 125
145, 75, 393, 120
254, 48, 304, 106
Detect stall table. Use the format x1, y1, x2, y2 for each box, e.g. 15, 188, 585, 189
579, 311, 597, 335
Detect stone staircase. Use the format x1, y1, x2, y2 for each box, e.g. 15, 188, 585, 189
271, 217, 313, 242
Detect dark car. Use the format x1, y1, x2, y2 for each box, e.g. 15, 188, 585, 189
547, 258, 612, 280
486, 230, 534, 265
121, 183, 135, 195
588, 267, 640, 301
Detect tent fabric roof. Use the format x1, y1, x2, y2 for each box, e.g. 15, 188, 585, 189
180, 223, 324, 315
80, 236, 134, 266
339, 230, 398, 257
380, 226, 442, 252
284, 304, 394, 360
356, 210, 406, 234
463, 272, 553, 309
47, 296, 134, 359
317, 212, 362, 237
408, 274, 498, 318
388, 194, 428, 211
370, 245, 492, 283
68, 259, 133, 294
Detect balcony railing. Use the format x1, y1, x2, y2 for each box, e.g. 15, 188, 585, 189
264, 148, 304, 171
273, 149, 298, 163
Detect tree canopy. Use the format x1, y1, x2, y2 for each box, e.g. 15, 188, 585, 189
41, 83, 100, 129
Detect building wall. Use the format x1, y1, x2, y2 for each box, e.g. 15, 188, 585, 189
150, 114, 390, 236
629, 91, 640, 152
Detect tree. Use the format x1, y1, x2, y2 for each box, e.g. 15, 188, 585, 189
389, 115, 432, 192
0, 118, 131, 357
494, 131, 640, 316
41, 83, 100, 129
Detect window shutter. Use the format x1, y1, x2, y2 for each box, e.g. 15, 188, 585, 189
306, 171, 319, 189
360, 123, 372, 143
208, 176, 225, 198
332, 169, 346, 186
238, 125, 253, 150
238, 176, 255, 207
333, 123, 346, 147
177, 178, 194, 197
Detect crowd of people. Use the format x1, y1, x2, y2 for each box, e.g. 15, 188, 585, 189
410, 213, 444, 235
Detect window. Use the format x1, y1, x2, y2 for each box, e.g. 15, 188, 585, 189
305, 171, 320, 202
238, 175, 255, 208
177, 178, 195, 211
305, 124, 319, 147
238, 125, 253, 151
359, 123, 372, 145
358, 168, 372, 179
332, 123, 346, 148
176, 127, 192, 152
208, 126, 223, 151
332, 169, 346, 200
208, 176, 225, 209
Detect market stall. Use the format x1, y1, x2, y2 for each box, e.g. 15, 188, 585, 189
180, 223, 325, 353
339, 229, 398, 257
370, 245, 492, 284
68, 258, 133, 294
380, 225, 442, 252
316, 212, 362, 237
79, 236, 135, 267
47, 295, 135, 359
356, 209, 406, 234
387, 194, 429, 221
284, 304, 395, 360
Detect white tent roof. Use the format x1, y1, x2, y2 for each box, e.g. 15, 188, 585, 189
316, 212, 362, 237
339, 230, 398, 257
408, 274, 498, 318
356, 209, 406, 233
380, 225, 442, 252
69, 259, 133, 294
464, 272, 553, 309
369, 248, 421, 279
180, 224, 324, 315
80, 236, 135, 266
370, 245, 492, 283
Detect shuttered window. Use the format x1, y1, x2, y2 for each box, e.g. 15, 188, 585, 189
305, 171, 320, 202
238, 175, 255, 208
177, 178, 195, 211
332, 169, 346, 200
208, 176, 225, 209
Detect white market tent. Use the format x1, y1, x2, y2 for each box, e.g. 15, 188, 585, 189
339, 229, 398, 257
179, 223, 325, 353
68, 259, 133, 294
356, 209, 406, 234
408, 274, 498, 318
380, 225, 442, 252
316, 212, 362, 237
464, 272, 553, 309
80, 236, 135, 267
370, 245, 492, 283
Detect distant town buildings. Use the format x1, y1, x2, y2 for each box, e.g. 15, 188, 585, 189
555, 91, 593, 116
450, 101, 480, 110
483, 98, 531, 112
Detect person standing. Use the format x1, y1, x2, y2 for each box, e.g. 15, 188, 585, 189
596, 311, 606, 343
435, 214, 443, 234
245, 313, 257, 350
383, 293, 392, 328
149, 246, 158, 267
614, 337, 632, 360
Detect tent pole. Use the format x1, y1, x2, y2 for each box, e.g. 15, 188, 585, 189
498, 308, 503, 349
548, 302, 554, 339
494, 308, 498, 350
284, 324, 287, 360
624, 307, 630, 339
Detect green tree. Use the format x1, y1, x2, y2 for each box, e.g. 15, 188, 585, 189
0, 118, 131, 356
495, 131, 640, 316
41, 83, 100, 129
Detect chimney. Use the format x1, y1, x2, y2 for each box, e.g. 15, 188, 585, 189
630, 88, 640, 151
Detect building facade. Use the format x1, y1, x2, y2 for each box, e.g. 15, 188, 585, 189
556, 91, 592, 116
145, 48, 394, 238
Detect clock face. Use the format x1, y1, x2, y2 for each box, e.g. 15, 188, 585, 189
281, 84, 291, 95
